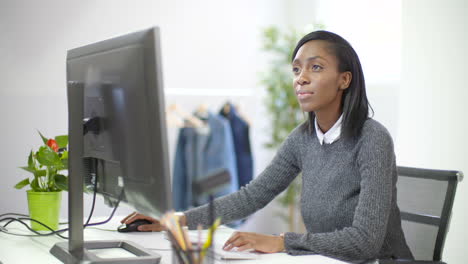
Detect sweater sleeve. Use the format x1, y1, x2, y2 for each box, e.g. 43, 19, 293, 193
184, 127, 302, 229
284, 127, 396, 262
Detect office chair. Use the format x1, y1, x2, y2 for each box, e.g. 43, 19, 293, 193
380, 166, 463, 264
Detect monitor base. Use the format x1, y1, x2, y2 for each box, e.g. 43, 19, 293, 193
50, 240, 161, 264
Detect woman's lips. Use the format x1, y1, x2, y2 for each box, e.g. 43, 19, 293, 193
297, 91, 314, 100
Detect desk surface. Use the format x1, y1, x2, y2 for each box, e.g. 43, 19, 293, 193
0, 217, 355, 264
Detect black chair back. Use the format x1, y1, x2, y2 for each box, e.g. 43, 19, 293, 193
396, 166, 463, 262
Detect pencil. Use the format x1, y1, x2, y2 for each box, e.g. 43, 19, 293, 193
167, 230, 188, 264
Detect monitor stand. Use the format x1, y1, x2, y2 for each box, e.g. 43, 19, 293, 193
50, 82, 161, 264
50, 240, 161, 264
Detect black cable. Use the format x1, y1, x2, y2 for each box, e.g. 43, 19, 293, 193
0, 217, 68, 239
84, 158, 98, 227
83, 189, 124, 227
0, 213, 29, 218
1, 229, 53, 237
0, 188, 124, 239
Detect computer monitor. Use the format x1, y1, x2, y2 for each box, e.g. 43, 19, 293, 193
50, 27, 172, 264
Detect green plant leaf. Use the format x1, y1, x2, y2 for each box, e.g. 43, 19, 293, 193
48, 171, 56, 189
60, 151, 68, 159
33, 169, 47, 177
27, 150, 34, 170
20, 166, 35, 174
14, 178, 30, 189
54, 174, 68, 191
21, 166, 46, 177
38, 130, 48, 145
54, 163, 66, 171
55, 135, 68, 148
30, 177, 41, 191
36, 146, 62, 166
59, 151, 69, 170
61, 159, 68, 170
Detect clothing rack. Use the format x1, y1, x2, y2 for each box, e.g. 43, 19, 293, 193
165, 88, 254, 97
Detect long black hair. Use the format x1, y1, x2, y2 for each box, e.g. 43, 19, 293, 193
291, 30, 373, 139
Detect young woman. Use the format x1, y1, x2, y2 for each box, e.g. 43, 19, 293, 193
121, 30, 414, 262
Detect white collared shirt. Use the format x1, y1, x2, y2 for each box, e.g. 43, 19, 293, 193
314, 114, 343, 145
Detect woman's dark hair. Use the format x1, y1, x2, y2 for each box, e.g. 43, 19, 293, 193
291, 30, 373, 139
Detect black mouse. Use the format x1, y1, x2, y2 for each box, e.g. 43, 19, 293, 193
117, 219, 153, 233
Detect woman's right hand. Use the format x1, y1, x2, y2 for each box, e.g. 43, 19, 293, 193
120, 212, 165, 232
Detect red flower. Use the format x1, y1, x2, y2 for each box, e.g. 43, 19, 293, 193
47, 139, 59, 152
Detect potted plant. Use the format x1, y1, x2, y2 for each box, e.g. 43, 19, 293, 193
14, 131, 69, 231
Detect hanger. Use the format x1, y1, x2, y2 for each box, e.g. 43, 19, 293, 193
194, 103, 209, 120
219, 101, 251, 126
221, 102, 231, 116
166, 103, 204, 128
166, 110, 184, 128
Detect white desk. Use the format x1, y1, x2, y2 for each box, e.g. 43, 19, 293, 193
0, 217, 357, 264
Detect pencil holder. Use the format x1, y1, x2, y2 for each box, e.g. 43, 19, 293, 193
171, 243, 214, 264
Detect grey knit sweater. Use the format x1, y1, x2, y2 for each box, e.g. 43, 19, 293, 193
184, 119, 413, 262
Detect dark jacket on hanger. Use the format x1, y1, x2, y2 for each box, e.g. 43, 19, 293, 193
220, 102, 253, 188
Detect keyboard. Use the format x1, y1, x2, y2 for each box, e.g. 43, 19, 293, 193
211, 242, 259, 260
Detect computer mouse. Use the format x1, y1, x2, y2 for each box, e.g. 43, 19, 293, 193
117, 219, 153, 233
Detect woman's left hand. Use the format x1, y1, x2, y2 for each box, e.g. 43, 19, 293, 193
222, 232, 285, 253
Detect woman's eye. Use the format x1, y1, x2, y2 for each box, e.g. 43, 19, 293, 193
292, 67, 300, 74
312, 65, 323, 71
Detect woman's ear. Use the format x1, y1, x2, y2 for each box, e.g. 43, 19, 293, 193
339, 71, 352, 90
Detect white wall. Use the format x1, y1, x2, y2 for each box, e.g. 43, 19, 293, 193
398, 0, 468, 263
313, 0, 402, 137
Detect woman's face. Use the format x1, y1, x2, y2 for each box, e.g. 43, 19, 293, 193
292, 40, 351, 113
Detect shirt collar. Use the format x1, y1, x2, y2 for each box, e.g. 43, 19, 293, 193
314, 114, 343, 145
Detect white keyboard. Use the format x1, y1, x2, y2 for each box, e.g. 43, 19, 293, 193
211, 243, 260, 260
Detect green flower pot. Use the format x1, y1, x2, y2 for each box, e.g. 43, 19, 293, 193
27, 190, 62, 231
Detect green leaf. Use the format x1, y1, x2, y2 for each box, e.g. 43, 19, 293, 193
38, 130, 48, 145
33, 169, 47, 177
60, 151, 68, 160
36, 146, 62, 166
53, 164, 65, 171
54, 174, 68, 191
55, 135, 68, 148
30, 177, 41, 191
58, 151, 69, 170
28, 150, 34, 170
21, 166, 46, 177
14, 178, 30, 189
20, 166, 36, 174
48, 171, 56, 187
61, 158, 68, 170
